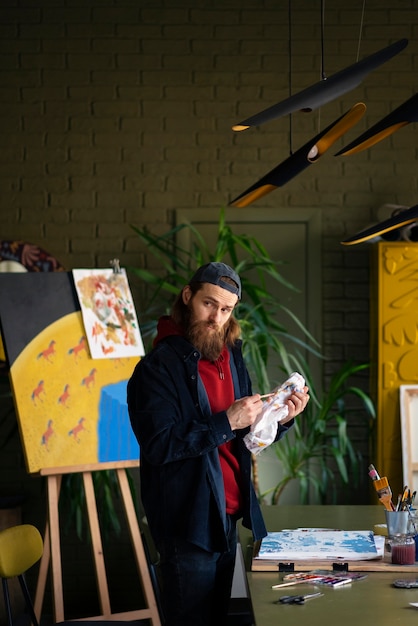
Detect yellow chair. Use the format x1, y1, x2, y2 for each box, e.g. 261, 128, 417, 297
0, 524, 43, 626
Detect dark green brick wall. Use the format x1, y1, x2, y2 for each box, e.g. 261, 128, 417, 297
0, 0, 416, 617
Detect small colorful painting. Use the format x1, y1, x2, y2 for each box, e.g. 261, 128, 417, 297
257, 529, 379, 561
72, 268, 145, 359
0, 272, 140, 474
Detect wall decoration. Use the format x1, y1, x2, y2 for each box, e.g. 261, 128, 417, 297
0, 272, 140, 473
0, 239, 65, 273
72, 268, 145, 359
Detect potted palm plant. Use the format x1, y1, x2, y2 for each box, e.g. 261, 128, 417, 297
264, 359, 375, 504
129, 209, 320, 387
127, 209, 375, 503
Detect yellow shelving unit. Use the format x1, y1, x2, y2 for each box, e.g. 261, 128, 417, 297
372, 242, 418, 494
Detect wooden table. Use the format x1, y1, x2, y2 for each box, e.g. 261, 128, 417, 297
240, 505, 418, 626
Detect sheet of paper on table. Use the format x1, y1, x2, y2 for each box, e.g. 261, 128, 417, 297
256, 529, 381, 561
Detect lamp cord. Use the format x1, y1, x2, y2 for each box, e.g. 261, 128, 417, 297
320, 0, 326, 80
356, 0, 366, 61
287, 0, 366, 153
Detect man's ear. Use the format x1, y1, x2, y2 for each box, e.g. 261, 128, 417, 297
182, 285, 192, 305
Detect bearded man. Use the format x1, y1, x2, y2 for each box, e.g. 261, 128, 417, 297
127, 262, 309, 626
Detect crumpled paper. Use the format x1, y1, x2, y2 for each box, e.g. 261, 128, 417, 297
244, 372, 305, 455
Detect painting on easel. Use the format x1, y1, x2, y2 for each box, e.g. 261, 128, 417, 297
72, 268, 145, 359
0, 271, 141, 473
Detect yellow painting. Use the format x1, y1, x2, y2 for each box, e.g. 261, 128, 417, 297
0, 272, 140, 474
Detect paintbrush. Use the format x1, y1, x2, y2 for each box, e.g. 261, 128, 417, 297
272, 576, 323, 589
373, 477, 395, 511
368, 464, 380, 481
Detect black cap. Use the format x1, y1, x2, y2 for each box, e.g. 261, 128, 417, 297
189, 262, 241, 299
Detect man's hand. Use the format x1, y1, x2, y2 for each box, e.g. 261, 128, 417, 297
280, 386, 310, 425
226, 395, 263, 430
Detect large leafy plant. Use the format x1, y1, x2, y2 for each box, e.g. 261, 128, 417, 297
264, 360, 375, 504
128, 210, 375, 504
129, 209, 319, 391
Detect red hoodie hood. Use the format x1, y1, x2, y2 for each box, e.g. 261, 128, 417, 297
153, 315, 184, 347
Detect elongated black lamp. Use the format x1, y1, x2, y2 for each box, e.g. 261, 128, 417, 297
341, 204, 418, 246
232, 38, 407, 132
335, 93, 418, 156
229, 102, 366, 208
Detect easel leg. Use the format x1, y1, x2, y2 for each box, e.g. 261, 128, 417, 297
34, 517, 50, 622
82, 471, 111, 617
48, 474, 65, 623
36, 463, 162, 623
116, 468, 162, 626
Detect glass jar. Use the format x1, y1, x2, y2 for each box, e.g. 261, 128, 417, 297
408, 510, 418, 561
407, 509, 418, 535
391, 535, 416, 565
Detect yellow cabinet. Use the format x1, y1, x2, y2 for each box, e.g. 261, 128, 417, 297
372, 242, 418, 494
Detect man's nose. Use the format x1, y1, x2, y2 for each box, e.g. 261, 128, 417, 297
209, 308, 222, 323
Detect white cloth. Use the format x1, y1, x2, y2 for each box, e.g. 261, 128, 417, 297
244, 372, 305, 455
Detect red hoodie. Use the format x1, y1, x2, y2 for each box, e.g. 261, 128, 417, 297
154, 316, 243, 515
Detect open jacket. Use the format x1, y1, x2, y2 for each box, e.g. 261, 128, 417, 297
127, 334, 292, 553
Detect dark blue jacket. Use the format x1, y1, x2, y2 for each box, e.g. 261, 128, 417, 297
127, 334, 291, 553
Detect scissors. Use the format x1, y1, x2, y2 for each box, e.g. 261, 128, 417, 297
275, 592, 323, 605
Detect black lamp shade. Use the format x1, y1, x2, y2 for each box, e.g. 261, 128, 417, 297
341, 204, 418, 246
229, 103, 366, 208
335, 93, 418, 156
232, 39, 407, 132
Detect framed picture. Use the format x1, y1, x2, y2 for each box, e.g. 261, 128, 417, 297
399, 385, 418, 493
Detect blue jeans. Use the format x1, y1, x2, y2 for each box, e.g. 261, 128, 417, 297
157, 515, 238, 626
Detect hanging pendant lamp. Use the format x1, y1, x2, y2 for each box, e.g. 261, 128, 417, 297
341, 204, 418, 246
229, 102, 366, 208
232, 38, 407, 132
335, 93, 418, 156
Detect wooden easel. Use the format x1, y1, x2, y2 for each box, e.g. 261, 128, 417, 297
34, 460, 161, 625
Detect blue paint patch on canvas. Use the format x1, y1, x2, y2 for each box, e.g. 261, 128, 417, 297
257, 529, 379, 561
98, 380, 139, 462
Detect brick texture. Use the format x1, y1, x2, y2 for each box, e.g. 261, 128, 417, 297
0, 0, 416, 613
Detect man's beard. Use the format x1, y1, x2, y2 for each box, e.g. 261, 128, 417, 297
186, 319, 226, 361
